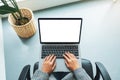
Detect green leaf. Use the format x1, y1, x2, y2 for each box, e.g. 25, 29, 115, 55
0, 5, 17, 14
1, 0, 8, 5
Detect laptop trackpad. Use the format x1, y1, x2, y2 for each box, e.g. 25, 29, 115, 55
54, 59, 69, 72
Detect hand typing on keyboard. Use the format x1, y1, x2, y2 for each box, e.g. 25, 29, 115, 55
42, 54, 56, 74
63, 52, 80, 71
41, 52, 80, 74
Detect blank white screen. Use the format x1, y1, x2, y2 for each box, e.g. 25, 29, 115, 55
39, 19, 81, 43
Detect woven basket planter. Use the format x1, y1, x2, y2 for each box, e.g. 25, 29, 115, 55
8, 8, 36, 38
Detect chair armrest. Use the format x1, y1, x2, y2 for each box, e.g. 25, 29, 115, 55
94, 62, 111, 80
33, 62, 39, 74
18, 65, 31, 80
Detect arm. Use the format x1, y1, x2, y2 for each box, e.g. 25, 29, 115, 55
31, 70, 49, 80
62, 68, 91, 80
32, 55, 56, 80
73, 68, 92, 80
63, 52, 92, 80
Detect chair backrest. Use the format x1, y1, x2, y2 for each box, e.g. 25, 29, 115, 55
33, 59, 94, 80
19, 65, 31, 80
82, 59, 94, 80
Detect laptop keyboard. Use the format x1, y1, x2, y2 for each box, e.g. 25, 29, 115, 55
42, 45, 79, 58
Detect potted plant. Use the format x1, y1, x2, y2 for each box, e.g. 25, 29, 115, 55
0, 0, 36, 38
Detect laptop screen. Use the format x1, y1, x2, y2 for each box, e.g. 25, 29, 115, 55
38, 18, 82, 44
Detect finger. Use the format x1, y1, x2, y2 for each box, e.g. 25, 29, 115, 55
64, 51, 69, 55
65, 52, 72, 59
68, 51, 73, 55
44, 55, 49, 61
67, 51, 76, 58
63, 51, 67, 56
44, 57, 47, 61
66, 51, 70, 54
44, 55, 50, 61
52, 63, 56, 70
64, 60, 69, 67
63, 54, 70, 62
72, 54, 76, 58
51, 56, 56, 64
49, 54, 54, 61
64, 51, 68, 54
68, 52, 76, 58
47, 54, 52, 60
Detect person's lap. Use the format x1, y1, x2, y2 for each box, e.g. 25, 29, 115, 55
53, 72, 69, 80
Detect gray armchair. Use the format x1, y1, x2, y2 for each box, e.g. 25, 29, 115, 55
18, 59, 111, 80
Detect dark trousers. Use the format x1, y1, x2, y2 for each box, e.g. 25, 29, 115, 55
53, 72, 69, 80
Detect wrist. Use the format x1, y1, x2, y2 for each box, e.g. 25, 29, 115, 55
42, 70, 53, 75
72, 66, 80, 71
42, 69, 49, 74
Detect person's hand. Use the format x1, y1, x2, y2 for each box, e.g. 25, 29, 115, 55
63, 52, 80, 71
42, 54, 56, 74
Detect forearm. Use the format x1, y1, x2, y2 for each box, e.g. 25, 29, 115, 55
73, 68, 92, 80
31, 69, 49, 80
62, 68, 92, 80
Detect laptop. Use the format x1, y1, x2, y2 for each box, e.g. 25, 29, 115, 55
38, 18, 82, 72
